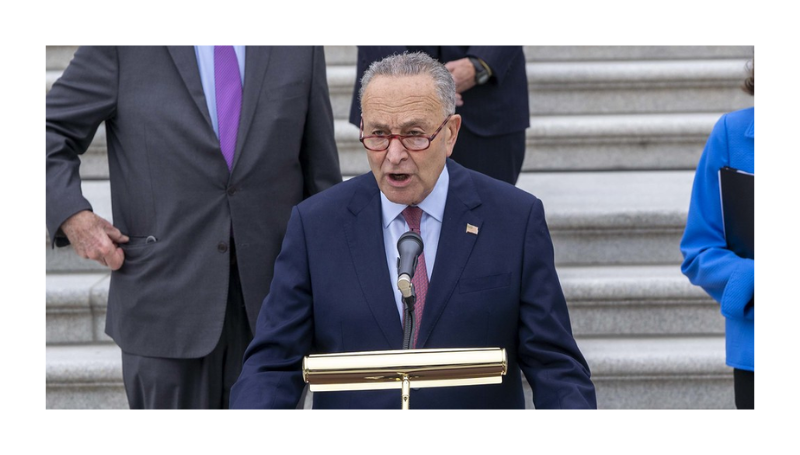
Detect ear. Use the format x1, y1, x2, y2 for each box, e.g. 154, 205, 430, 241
445, 114, 462, 157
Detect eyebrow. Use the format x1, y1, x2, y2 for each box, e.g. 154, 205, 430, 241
366, 118, 429, 131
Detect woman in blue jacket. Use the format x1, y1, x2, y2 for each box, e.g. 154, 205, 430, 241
680, 62, 754, 409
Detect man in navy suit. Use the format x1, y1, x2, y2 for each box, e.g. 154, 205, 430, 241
350, 46, 529, 185
231, 52, 595, 409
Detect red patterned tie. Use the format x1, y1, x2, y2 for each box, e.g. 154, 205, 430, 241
214, 46, 241, 171
401, 206, 428, 348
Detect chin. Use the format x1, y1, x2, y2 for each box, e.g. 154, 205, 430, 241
383, 188, 416, 206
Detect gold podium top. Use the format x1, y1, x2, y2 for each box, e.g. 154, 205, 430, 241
302, 347, 507, 392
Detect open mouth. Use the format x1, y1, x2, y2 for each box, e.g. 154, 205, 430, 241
389, 173, 411, 182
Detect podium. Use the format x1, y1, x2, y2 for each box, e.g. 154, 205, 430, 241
303, 347, 507, 409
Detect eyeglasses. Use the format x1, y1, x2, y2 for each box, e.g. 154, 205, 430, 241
360, 115, 452, 152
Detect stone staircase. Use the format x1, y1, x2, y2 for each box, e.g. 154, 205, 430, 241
45, 45, 754, 409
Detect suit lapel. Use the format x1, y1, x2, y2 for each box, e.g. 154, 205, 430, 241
231, 46, 271, 172
344, 176, 405, 349
416, 160, 483, 348
166, 46, 214, 131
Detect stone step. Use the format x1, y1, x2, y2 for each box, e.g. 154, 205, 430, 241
560, 265, 721, 336
48, 52, 752, 120
46, 170, 694, 271
45, 335, 731, 409
522, 45, 754, 61
46, 272, 111, 344
574, 335, 733, 409
526, 58, 753, 115
46, 344, 127, 409
523, 112, 715, 172
518, 170, 693, 265
45, 264, 720, 345
45, 46, 78, 70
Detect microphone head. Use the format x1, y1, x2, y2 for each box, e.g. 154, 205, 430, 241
398, 231, 423, 251
397, 230, 424, 286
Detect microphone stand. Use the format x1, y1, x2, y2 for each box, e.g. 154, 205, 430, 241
402, 292, 416, 350
397, 230, 423, 350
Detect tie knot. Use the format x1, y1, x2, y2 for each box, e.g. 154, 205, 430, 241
402, 206, 423, 233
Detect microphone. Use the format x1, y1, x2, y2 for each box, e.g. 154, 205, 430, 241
397, 231, 423, 299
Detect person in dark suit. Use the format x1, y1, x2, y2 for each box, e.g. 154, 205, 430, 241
349, 46, 529, 185
46, 46, 342, 409
231, 51, 595, 409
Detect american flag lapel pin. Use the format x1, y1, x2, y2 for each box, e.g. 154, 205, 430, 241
466, 224, 479, 235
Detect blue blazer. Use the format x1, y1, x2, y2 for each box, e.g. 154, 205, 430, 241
231, 160, 596, 409
681, 107, 754, 371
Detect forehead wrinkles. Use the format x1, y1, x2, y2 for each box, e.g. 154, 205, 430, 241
362, 75, 443, 126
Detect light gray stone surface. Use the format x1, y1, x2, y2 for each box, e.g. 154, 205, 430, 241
46, 344, 126, 409
46, 273, 108, 344
523, 45, 753, 61
560, 265, 722, 336
517, 170, 692, 265
45, 46, 78, 70
577, 336, 728, 375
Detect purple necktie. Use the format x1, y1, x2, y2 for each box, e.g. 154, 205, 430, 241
214, 46, 242, 171
402, 206, 428, 349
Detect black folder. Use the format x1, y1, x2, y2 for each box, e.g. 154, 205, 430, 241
719, 166, 754, 259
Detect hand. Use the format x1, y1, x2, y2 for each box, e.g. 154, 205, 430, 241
60, 210, 129, 270
445, 58, 477, 95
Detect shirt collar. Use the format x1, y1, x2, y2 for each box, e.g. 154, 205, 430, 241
380, 165, 449, 228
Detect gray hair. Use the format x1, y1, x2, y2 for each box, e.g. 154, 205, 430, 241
359, 51, 456, 116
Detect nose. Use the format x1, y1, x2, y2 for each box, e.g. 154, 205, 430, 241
385, 137, 408, 165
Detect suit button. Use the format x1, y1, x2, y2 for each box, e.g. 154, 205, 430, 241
217, 242, 228, 253
227, 187, 237, 196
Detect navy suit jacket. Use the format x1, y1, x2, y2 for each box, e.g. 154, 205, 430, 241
230, 160, 596, 409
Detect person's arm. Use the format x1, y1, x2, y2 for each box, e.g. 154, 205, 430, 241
680, 115, 754, 320
517, 197, 597, 409
444, 58, 479, 96
60, 210, 128, 270
463, 46, 523, 87
299, 46, 342, 199
444, 46, 523, 92
46, 46, 128, 269
230, 206, 314, 409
